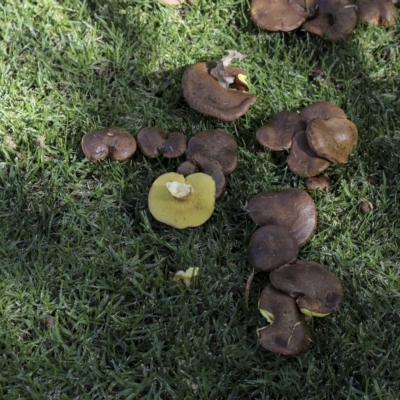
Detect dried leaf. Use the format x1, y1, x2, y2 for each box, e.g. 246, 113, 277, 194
211, 50, 247, 90
221, 50, 246, 66
174, 267, 199, 287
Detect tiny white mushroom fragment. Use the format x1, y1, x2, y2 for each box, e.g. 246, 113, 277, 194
166, 181, 194, 200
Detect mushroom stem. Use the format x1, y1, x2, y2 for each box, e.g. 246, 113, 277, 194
166, 181, 194, 200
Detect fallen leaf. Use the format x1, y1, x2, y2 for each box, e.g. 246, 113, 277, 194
211, 50, 247, 90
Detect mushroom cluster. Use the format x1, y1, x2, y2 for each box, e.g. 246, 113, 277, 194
250, 0, 397, 41
256, 101, 358, 190
246, 188, 344, 355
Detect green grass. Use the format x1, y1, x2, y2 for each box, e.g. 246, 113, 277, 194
0, 0, 399, 398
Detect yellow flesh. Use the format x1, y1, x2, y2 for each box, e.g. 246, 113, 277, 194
300, 308, 330, 318
237, 73, 248, 85
148, 172, 216, 229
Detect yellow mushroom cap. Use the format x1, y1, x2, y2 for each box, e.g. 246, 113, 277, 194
148, 172, 216, 229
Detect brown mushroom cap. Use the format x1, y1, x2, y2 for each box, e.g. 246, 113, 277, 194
248, 225, 299, 273
177, 161, 199, 177
137, 127, 167, 158
191, 154, 226, 199
305, 174, 331, 190
182, 62, 256, 122
356, 0, 397, 26
300, 101, 347, 123
306, 117, 358, 164
163, 132, 187, 158
81, 127, 137, 161
256, 111, 306, 151
248, 188, 317, 246
287, 130, 331, 177
258, 285, 310, 355
270, 260, 344, 316
187, 129, 238, 175
251, 0, 308, 32
302, 0, 358, 41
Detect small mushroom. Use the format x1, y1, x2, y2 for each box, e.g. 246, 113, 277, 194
356, 0, 397, 26
302, 0, 358, 42
81, 127, 137, 161
257, 285, 311, 356
360, 201, 373, 214
248, 188, 317, 246
187, 129, 238, 175
256, 111, 306, 151
306, 117, 358, 164
177, 161, 199, 177
248, 225, 299, 273
287, 130, 331, 177
305, 174, 331, 190
300, 101, 347, 123
270, 260, 344, 317
251, 0, 308, 32
137, 128, 186, 158
148, 172, 215, 229
182, 62, 256, 121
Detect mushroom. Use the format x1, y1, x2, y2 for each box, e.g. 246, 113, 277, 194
287, 130, 331, 177
270, 260, 344, 317
248, 225, 299, 273
137, 128, 187, 158
356, 0, 397, 26
256, 111, 306, 151
305, 174, 331, 190
306, 117, 358, 164
248, 188, 317, 246
177, 161, 199, 177
251, 0, 308, 32
257, 285, 311, 355
300, 101, 347, 123
187, 129, 238, 175
302, 0, 358, 42
81, 127, 137, 161
360, 201, 373, 214
148, 172, 215, 229
182, 62, 256, 121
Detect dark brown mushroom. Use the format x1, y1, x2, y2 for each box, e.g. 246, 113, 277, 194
177, 161, 199, 177
248, 188, 317, 246
258, 285, 311, 355
182, 62, 256, 122
137, 127, 167, 158
306, 117, 358, 164
270, 260, 344, 317
300, 101, 347, 123
81, 127, 137, 161
256, 111, 306, 151
162, 132, 187, 158
248, 225, 299, 273
305, 174, 331, 190
191, 154, 226, 199
287, 130, 331, 177
302, 0, 358, 42
251, 0, 308, 32
187, 129, 238, 175
356, 0, 397, 26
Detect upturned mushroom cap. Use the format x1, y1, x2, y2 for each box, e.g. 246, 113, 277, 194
81, 127, 137, 161
302, 0, 358, 41
248, 225, 299, 273
182, 62, 256, 122
356, 0, 397, 26
258, 285, 311, 355
256, 111, 306, 151
270, 260, 344, 316
300, 101, 347, 123
187, 129, 238, 175
148, 172, 215, 229
251, 0, 308, 32
162, 132, 187, 158
287, 130, 331, 177
177, 161, 199, 177
305, 174, 331, 190
248, 188, 317, 246
137, 127, 167, 158
306, 117, 358, 164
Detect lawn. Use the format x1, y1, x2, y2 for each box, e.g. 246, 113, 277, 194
0, 0, 399, 399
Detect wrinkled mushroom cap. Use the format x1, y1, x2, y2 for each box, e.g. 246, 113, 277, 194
306, 117, 358, 164
187, 129, 238, 175
256, 111, 305, 151
248, 188, 317, 246
300, 101, 347, 123
287, 130, 331, 177
81, 127, 137, 161
182, 62, 256, 122
270, 260, 344, 316
356, 0, 397, 26
148, 172, 215, 229
248, 225, 299, 273
251, 0, 308, 32
258, 285, 311, 355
